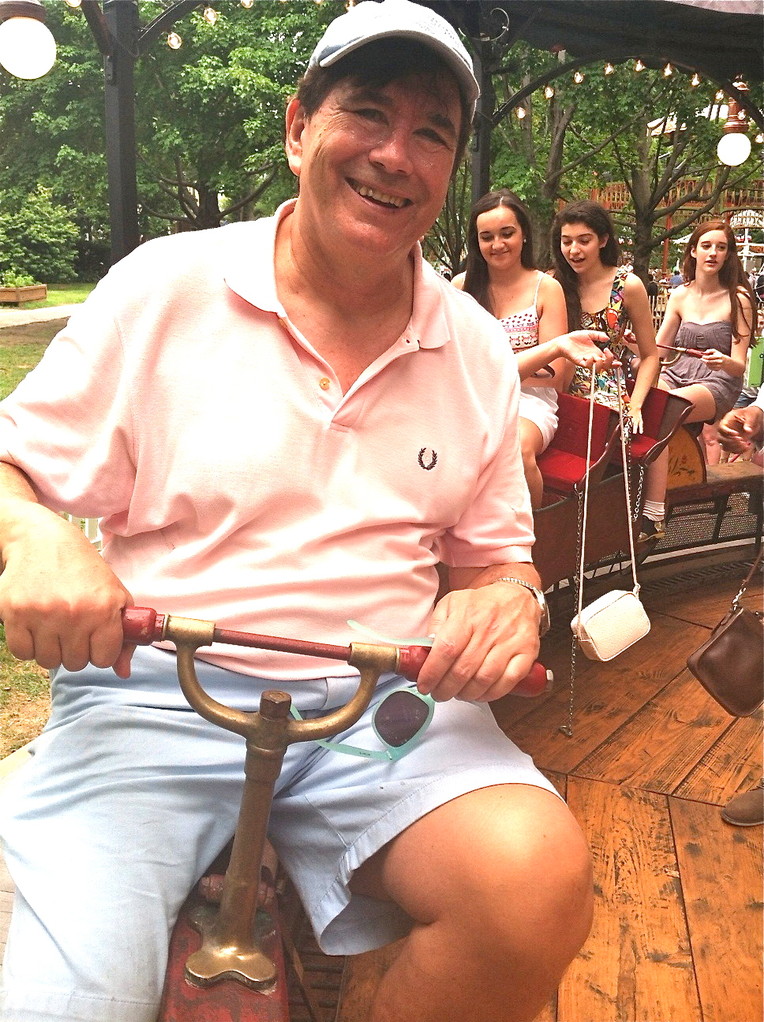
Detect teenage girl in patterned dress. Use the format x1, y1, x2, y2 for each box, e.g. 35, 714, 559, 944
640, 220, 755, 541
453, 190, 611, 507
551, 201, 661, 539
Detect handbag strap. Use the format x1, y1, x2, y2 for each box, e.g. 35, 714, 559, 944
575, 365, 638, 619
564, 366, 639, 738
574, 372, 598, 627
731, 547, 764, 611
614, 364, 640, 592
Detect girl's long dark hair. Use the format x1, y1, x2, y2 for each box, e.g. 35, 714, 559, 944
551, 200, 621, 330
681, 219, 755, 341
462, 189, 536, 314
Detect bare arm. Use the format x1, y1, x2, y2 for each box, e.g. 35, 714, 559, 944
515, 330, 615, 383
416, 562, 543, 702
701, 289, 754, 377
655, 289, 683, 349
524, 275, 570, 391
0, 462, 134, 676
623, 274, 660, 431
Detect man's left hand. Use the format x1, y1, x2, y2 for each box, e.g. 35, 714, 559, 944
416, 583, 540, 702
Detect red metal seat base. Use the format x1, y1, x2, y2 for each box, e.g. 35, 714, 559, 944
158, 871, 290, 1022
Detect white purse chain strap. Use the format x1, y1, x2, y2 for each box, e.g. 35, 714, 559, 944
561, 365, 639, 737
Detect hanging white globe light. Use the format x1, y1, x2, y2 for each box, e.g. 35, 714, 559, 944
717, 97, 752, 167
0, 1, 56, 80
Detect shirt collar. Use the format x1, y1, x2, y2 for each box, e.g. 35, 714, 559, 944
223, 198, 450, 352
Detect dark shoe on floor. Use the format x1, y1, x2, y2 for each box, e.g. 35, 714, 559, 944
635, 518, 665, 564
721, 782, 764, 827
638, 518, 665, 544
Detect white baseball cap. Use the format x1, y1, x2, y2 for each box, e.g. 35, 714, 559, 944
307, 0, 479, 121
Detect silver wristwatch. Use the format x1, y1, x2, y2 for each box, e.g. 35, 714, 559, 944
494, 577, 551, 636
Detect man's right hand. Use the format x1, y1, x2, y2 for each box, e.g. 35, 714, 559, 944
0, 503, 134, 677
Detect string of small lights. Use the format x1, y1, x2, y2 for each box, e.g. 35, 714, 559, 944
160, 0, 337, 51
507, 54, 760, 162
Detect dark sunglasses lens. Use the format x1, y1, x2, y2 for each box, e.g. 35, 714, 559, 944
374, 691, 430, 748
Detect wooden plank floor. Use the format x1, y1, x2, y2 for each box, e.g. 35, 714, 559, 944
337, 553, 764, 1022
1, 554, 762, 1021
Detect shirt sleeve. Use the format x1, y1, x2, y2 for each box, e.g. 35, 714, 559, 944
432, 310, 536, 568
0, 277, 137, 517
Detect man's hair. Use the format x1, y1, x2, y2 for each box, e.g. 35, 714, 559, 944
295, 38, 471, 170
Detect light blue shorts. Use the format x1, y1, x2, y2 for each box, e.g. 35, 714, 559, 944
1, 646, 557, 1022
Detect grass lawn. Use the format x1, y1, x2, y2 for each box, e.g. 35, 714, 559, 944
0, 629, 49, 757
0, 319, 70, 751
0, 319, 65, 399
0, 281, 96, 311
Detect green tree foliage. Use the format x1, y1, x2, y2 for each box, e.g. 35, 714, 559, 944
0, 186, 78, 282
0, 3, 760, 281
0, 3, 107, 274
0, 1, 340, 256
432, 38, 762, 278
134, 1, 340, 232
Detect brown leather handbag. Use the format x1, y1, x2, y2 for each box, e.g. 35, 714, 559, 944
686, 550, 764, 717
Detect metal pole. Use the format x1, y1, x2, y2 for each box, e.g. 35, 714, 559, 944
102, 0, 139, 263
470, 38, 491, 206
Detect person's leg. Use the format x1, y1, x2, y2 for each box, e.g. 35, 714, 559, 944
272, 678, 591, 1022
0, 700, 245, 1022
518, 417, 545, 509
0, 646, 311, 1022
356, 784, 593, 1022
640, 381, 717, 543
701, 423, 722, 465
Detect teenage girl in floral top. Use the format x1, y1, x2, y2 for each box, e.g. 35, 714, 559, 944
453, 190, 611, 507
551, 200, 660, 435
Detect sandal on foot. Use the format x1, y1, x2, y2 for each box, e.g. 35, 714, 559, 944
638, 519, 665, 544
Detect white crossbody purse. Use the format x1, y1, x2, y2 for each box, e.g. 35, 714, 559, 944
562, 368, 651, 734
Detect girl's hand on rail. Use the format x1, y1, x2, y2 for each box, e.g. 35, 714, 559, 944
629, 405, 644, 434
0, 507, 134, 677
699, 348, 728, 371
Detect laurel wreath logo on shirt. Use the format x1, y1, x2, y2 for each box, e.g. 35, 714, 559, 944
418, 448, 438, 471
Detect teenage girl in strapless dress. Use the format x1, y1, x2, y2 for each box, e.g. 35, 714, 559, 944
642, 219, 756, 541
453, 189, 611, 507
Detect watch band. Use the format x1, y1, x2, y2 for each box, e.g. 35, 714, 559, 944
493, 577, 551, 636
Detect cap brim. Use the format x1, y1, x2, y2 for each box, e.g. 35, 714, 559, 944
317, 30, 479, 119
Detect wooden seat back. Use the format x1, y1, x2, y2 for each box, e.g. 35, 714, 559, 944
538, 392, 619, 496
605, 386, 693, 472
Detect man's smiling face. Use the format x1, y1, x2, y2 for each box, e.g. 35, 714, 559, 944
285, 71, 461, 263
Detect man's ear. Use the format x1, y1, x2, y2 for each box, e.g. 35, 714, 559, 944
285, 97, 307, 178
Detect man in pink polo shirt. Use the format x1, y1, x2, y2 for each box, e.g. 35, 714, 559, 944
0, 3, 602, 1020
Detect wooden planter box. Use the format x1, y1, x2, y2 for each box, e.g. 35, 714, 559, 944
0, 284, 47, 305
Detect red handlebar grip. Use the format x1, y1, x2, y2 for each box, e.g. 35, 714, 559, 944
396, 644, 430, 682
122, 609, 552, 698
397, 645, 551, 697
512, 660, 553, 697
122, 607, 166, 644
